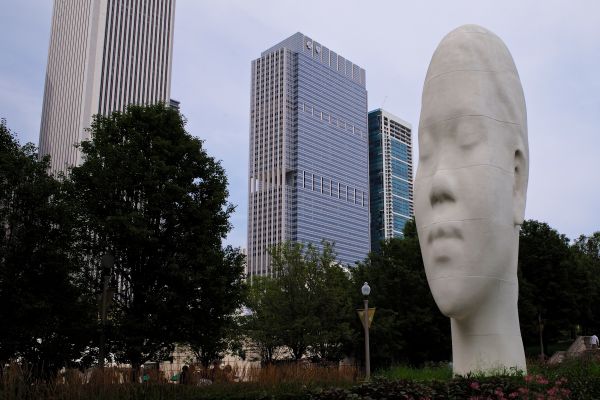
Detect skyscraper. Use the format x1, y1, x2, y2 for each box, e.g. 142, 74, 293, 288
247, 33, 370, 278
368, 109, 413, 249
39, 0, 176, 173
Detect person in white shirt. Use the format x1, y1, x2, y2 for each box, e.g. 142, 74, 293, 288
591, 334, 599, 349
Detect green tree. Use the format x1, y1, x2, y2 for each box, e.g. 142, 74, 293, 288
69, 103, 244, 377
0, 121, 95, 377
244, 276, 284, 364
517, 220, 584, 354
182, 246, 247, 367
571, 232, 600, 334
244, 241, 355, 363
351, 219, 451, 367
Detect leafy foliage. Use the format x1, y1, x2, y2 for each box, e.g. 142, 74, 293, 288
0, 121, 95, 377
244, 242, 355, 363
68, 103, 245, 371
182, 246, 247, 367
351, 219, 451, 367
517, 220, 587, 353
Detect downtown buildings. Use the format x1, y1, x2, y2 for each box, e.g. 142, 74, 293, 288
39, 0, 176, 173
368, 109, 414, 249
246, 33, 371, 278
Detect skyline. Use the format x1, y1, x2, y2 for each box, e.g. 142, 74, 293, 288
2, 1, 599, 248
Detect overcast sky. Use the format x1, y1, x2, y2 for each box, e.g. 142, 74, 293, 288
1, 1, 599, 248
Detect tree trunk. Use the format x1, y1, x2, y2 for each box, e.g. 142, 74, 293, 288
131, 362, 141, 383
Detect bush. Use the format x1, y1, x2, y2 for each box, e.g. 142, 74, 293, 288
312, 375, 571, 400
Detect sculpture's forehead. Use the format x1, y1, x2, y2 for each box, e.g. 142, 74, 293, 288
420, 72, 526, 128
425, 25, 516, 80
420, 25, 526, 129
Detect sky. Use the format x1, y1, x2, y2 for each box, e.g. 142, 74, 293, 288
1, 1, 599, 248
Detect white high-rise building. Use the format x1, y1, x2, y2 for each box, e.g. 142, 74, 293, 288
39, 0, 176, 173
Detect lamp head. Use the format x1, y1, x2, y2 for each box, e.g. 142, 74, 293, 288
361, 282, 371, 297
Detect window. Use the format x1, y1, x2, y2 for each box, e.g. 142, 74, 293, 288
393, 199, 411, 216
392, 177, 410, 198
391, 140, 409, 160
391, 158, 409, 180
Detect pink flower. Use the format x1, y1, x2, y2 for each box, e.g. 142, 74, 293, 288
556, 377, 568, 385
508, 392, 519, 398
518, 387, 529, 394
470, 381, 480, 390
536, 376, 549, 385
524, 375, 534, 382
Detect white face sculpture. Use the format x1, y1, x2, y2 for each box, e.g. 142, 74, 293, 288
414, 25, 528, 320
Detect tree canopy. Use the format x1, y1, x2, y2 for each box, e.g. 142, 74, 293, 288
352, 219, 451, 367
244, 241, 355, 363
0, 121, 95, 377
68, 103, 246, 373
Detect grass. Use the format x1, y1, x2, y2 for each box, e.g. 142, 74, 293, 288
375, 363, 453, 381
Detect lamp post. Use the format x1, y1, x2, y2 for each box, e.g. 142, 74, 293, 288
361, 282, 371, 379
99, 253, 114, 370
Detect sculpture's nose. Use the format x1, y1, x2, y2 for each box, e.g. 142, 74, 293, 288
429, 170, 456, 208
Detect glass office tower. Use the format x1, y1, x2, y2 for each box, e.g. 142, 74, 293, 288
368, 109, 413, 250
247, 33, 370, 278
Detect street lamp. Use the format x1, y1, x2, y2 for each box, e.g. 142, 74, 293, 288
99, 253, 114, 370
362, 282, 371, 379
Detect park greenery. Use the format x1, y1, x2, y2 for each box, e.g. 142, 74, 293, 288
1, 106, 245, 379
2, 106, 600, 397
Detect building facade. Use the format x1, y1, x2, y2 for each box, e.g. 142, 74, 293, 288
247, 33, 370, 278
368, 109, 413, 250
39, 0, 176, 173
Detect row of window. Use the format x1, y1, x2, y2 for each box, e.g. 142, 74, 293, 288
301, 171, 367, 207
301, 102, 365, 139
391, 158, 410, 180
391, 177, 411, 199
390, 140, 410, 161
392, 198, 412, 216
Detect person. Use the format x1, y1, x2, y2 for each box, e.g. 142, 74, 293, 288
179, 365, 190, 385
415, 24, 529, 375
591, 334, 599, 349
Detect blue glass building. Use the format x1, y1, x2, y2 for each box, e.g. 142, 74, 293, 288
247, 33, 370, 277
368, 109, 414, 250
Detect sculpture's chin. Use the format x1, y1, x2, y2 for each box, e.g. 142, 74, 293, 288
428, 276, 488, 320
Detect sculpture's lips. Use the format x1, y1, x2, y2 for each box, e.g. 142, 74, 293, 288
428, 224, 463, 244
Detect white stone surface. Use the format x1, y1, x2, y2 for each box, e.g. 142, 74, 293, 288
414, 24, 529, 375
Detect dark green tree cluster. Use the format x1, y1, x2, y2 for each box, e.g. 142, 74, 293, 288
244, 217, 600, 369
0, 105, 246, 378
518, 220, 600, 356
244, 242, 356, 364
244, 222, 451, 369
352, 220, 450, 367
0, 121, 94, 378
